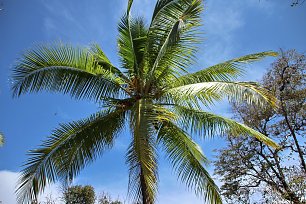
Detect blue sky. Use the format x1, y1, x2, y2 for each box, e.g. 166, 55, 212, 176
0, 0, 305, 203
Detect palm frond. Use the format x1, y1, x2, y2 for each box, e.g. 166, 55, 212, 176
126, 99, 158, 204
151, 0, 177, 23
118, 3, 147, 78
16, 109, 126, 203
118, 14, 136, 76
166, 81, 277, 108
130, 17, 148, 77
12, 43, 128, 101
145, 0, 203, 91
173, 51, 278, 86
127, 0, 133, 14
90, 44, 129, 81
173, 105, 279, 148
158, 121, 222, 204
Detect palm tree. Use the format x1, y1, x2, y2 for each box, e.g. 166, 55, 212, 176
12, 0, 278, 203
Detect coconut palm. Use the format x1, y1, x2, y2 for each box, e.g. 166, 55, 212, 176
12, 0, 278, 204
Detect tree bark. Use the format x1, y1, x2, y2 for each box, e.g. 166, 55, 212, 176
140, 168, 151, 204
282, 109, 306, 173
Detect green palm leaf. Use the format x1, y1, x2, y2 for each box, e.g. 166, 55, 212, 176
118, 14, 137, 76
127, 0, 133, 14
118, 0, 145, 78
151, 0, 177, 23
158, 121, 222, 204
16, 109, 126, 203
12, 43, 128, 101
145, 0, 203, 90
90, 43, 129, 81
166, 81, 277, 108
130, 18, 148, 72
173, 105, 279, 148
174, 51, 278, 85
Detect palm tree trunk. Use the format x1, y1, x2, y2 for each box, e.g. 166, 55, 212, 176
140, 168, 151, 204
130, 99, 156, 204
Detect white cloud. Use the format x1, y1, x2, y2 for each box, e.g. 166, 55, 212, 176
0, 170, 63, 204
0, 170, 19, 204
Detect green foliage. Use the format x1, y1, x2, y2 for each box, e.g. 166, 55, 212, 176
12, 0, 279, 204
63, 185, 95, 204
11, 44, 127, 102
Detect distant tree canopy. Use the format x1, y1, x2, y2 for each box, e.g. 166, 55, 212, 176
63, 185, 95, 204
62, 185, 122, 204
97, 192, 122, 204
290, 0, 305, 6
214, 49, 306, 204
0, 132, 4, 146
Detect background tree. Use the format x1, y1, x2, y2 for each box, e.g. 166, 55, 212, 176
0, 132, 3, 146
41, 194, 56, 204
13, 0, 279, 204
290, 0, 305, 6
97, 192, 122, 204
63, 185, 95, 204
214, 49, 306, 204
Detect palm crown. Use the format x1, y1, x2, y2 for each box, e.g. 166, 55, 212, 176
12, 0, 278, 203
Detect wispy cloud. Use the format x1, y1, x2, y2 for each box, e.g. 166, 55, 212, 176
40, 0, 86, 40
198, 1, 245, 67
38, 0, 127, 64
198, 0, 276, 68
205, 3, 244, 39
245, 0, 276, 14
43, 17, 57, 34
